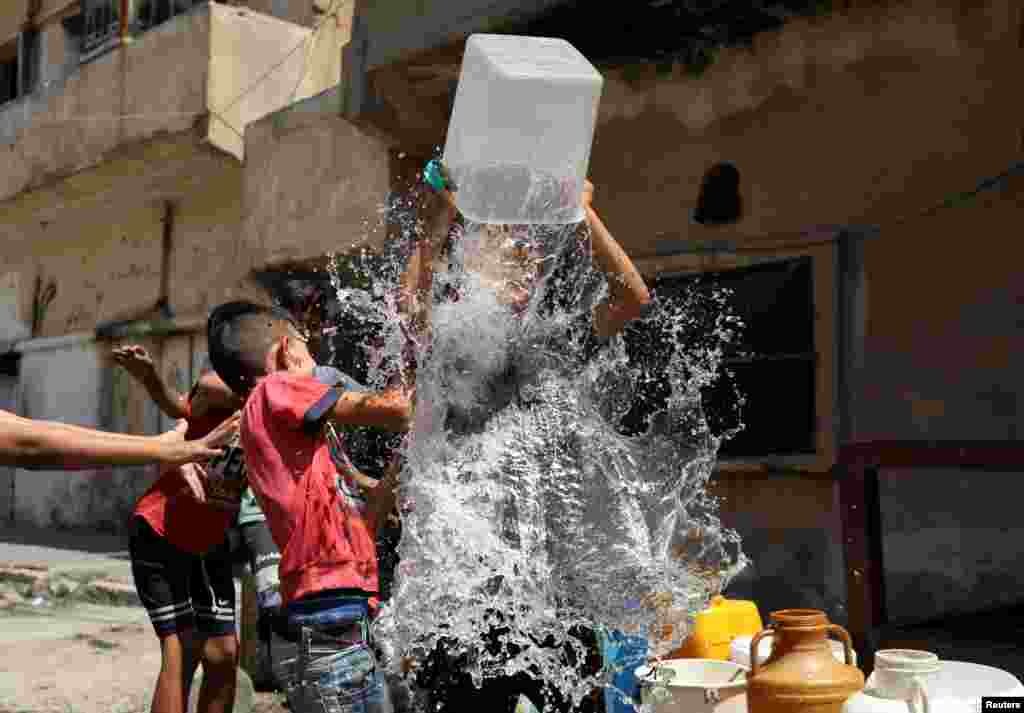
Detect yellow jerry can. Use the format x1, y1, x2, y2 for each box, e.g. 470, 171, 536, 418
670, 595, 764, 660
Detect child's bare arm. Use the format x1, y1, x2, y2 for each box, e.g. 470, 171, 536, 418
0, 410, 237, 468
327, 387, 413, 433
586, 182, 652, 339
189, 371, 243, 418
112, 345, 189, 420
393, 171, 457, 390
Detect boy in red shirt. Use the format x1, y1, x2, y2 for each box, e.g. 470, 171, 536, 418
114, 345, 246, 713
207, 300, 413, 713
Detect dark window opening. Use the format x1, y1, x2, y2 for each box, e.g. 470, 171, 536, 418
18, 30, 39, 97
0, 41, 19, 105
622, 257, 816, 457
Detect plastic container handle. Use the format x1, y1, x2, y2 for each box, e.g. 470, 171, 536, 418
749, 627, 775, 677
826, 624, 856, 666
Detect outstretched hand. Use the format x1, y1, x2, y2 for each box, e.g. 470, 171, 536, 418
159, 413, 240, 466
112, 345, 157, 380
198, 412, 240, 452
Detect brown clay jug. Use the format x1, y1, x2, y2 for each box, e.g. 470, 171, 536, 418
747, 609, 865, 713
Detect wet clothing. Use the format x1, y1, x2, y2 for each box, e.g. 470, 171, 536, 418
129, 515, 236, 639
416, 292, 611, 712
276, 592, 392, 713
241, 366, 380, 608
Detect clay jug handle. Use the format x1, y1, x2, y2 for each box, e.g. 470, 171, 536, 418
826, 624, 856, 666
749, 626, 775, 677
908, 676, 930, 713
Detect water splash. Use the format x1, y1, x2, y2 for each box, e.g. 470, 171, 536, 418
321, 188, 747, 711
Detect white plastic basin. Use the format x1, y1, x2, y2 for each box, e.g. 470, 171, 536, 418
636, 659, 748, 713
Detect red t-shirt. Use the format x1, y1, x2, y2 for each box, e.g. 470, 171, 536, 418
240, 368, 379, 608
133, 387, 238, 555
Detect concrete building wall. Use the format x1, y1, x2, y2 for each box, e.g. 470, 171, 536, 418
166, 163, 248, 316
0, 2, 31, 45
242, 86, 392, 270
26, 204, 166, 338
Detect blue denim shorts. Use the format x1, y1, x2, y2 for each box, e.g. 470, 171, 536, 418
277, 594, 392, 713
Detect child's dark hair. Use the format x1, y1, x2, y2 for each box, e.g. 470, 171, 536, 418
207, 300, 302, 394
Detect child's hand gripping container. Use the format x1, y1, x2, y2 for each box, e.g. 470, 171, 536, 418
670, 596, 763, 660
443, 34, 604, 225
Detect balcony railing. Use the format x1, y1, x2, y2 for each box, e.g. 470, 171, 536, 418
81, 0, 204, 61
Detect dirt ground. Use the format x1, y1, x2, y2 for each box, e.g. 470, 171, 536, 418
0, 600, 287, 713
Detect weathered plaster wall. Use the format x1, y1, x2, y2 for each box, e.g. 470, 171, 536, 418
242, 86, 391, 269
0, 2, 30, 45
25, 204, 165, 338
855, 174, 1024, 443
166, 162, 248, 317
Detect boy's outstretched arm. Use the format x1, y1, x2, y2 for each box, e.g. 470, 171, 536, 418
585, 181, 652, 339
327, 387, 412, 433
0, 410, 238, 469
394, 167, 457, 387
112, 345, 189, 420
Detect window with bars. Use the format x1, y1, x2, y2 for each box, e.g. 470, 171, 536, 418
622, 257, 817, 457
81, 0, 202, 59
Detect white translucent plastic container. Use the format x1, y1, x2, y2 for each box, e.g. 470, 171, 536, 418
443, 34, 604, 225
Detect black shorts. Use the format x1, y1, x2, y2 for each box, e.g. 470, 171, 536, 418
129, 516, 236, 639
